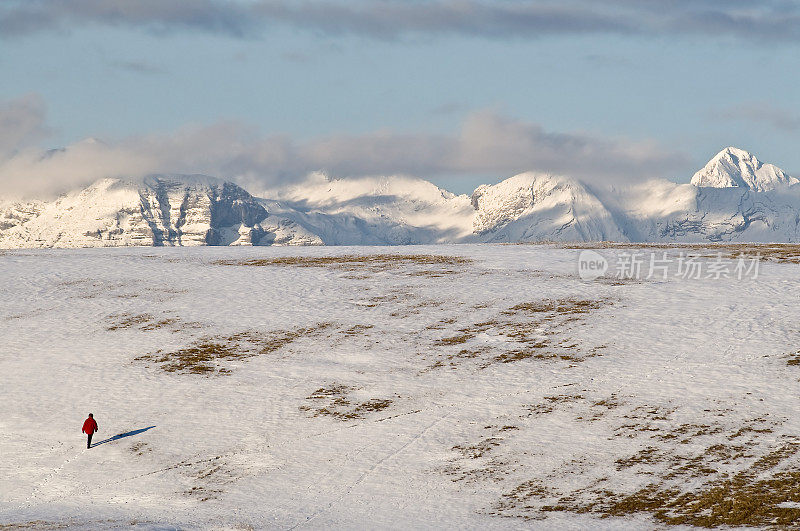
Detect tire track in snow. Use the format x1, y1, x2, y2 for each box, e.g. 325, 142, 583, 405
287, 411, 452, 530
6, 384, 580, 519
73, 409, 428, 496
9, 447, 89, 514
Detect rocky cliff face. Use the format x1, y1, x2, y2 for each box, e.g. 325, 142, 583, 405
643, 186, 800, 242
0, 175, 270, 248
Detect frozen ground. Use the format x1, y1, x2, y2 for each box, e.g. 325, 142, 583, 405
1, 244, 800, 529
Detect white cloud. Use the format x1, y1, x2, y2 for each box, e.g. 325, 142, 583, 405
0, 97, 689, 200
452, 111, 681, 179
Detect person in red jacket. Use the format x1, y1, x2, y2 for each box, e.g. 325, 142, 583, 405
82, 413, 98, 449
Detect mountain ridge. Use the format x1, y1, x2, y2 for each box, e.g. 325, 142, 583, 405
3, 147, 800, 248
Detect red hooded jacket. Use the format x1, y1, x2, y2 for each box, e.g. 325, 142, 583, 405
82, 417, 98, 434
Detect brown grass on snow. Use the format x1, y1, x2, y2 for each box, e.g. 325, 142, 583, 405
495, 404, 799, 528
213, 254, 472, 273
106, 313, 201, 333
134, 323, 331, 375
426, 298, 611, 369
595, 443, 800, 527
559, 242, 800, 264
300, 383, 394, 420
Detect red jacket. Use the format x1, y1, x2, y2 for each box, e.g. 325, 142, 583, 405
82, 418, 98, 434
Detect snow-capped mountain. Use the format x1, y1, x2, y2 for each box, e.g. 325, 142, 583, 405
613, 182, 800, 242
2, 147, 800, 248
0, 176, 271, 248
258, 173, 475, 245
690, 147, 798, 192
469, 172, 627, 242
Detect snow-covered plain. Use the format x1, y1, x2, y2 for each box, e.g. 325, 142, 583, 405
2, 244, 800, 529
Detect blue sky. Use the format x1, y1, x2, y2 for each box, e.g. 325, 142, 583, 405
1, 0, 800, 196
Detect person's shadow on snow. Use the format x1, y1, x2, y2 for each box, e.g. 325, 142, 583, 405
90, 426, 155, 448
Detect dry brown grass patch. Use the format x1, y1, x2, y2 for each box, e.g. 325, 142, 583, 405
493, 346, 549, 363
543, 394, 585, 404
615, 447, 665, 470
595, 444, 800, 527
214, 254, 472, 274
106, 313, 201, 333
445, 425, 522, 484
307, 383, 353, 399
184, 485, 221, 502
560, 241, 800, 257
425, 316, 458, 330
559, 242, 701, 250
141, 318, 181, 331
301, 383, 394, 420
134, 323, 331, 375
352, 398, 393, 414
560, 242, 800, 267
426, 298, 610, 369
407, 269, 464, 277
340, 324, 374, 336
593, 395, 622, 409
434, 332, 475, 346
494, 480, 561, 518
499, 412, 796, 527
506, 298, 606, 316
0, 522, 74, 530
136, 341, 238, 374
130, 442, 151, 456
453, 437, 503, 459
106, 313, 154, 331
719, 244, 800, 264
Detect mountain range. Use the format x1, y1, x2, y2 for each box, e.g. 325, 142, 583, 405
3, 147, 800, 248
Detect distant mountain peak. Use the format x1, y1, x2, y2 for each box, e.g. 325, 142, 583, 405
469, 172, 627, 241
0, 175, 269, 248
691, 147, 798, 192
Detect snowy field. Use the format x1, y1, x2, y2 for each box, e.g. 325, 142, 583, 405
2, 244, 800, 529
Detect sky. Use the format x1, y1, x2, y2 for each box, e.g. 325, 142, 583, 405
1, 0, 800, 198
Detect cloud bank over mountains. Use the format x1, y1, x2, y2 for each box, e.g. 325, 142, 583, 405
0, 95, 687, 199
2, 0, 799, 43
